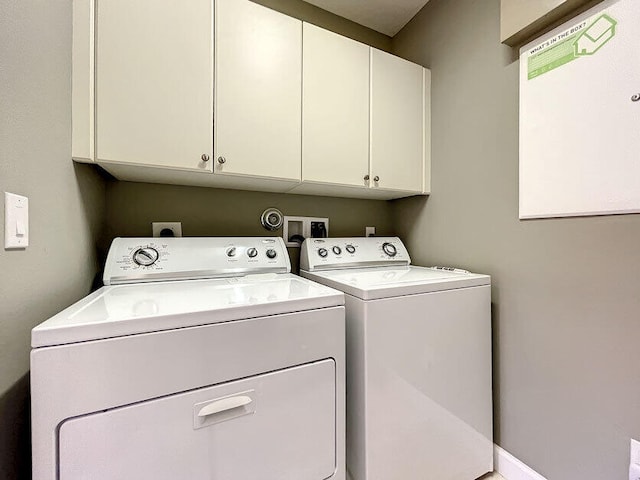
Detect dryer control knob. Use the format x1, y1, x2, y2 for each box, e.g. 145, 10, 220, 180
332, 246, 342, 255
133, 247, 159, 266
247, 247, 258, 258
318, 248, 328, 258
266, 249, 277, 259
382, 242, 397, 257
345, 245, 356, 254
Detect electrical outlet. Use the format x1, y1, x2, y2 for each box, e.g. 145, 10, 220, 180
365, 226, 376, 237
152, 222, 182, 238
310, 221, 328, 238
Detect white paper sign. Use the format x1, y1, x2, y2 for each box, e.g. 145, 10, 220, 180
519, 0, 640, 219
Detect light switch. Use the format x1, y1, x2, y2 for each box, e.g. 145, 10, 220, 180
5, 192, 29, 249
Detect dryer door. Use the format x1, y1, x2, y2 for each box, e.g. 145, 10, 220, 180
59, 359, 336, 480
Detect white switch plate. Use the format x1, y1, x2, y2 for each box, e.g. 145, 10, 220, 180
631, 439, 640, 464
630, 439, 640, 480
5, 192, 29, 249
365, 226, 376, 237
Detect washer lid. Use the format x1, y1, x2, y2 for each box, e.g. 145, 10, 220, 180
301, 266, 490, 300
32, 274, 344, 348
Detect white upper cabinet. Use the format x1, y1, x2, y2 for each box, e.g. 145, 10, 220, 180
95, 0, 214, 172
71, 0, 94, 163
370, 49, 426, 194
214, 0, 302, 181
73, 0, 430, 199
302, 23, 370, 188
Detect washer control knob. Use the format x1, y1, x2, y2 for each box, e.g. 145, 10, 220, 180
332, 246, 342, 255
382, 242, 397, 257
133, 247, 159, 266
345, 244, 356, 254
266, 249, 277, 259
226, 247, 236, 257
318, 248, 328, 258
247, 247, 258, 258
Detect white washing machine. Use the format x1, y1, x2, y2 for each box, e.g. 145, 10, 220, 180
300, 237, 493, 480
31, 237, 346, 480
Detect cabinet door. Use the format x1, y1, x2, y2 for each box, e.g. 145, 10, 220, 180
215, 0, 302, 181
96, 0, 214, 172
370, 50, 425, 193
302, 24, 370, 187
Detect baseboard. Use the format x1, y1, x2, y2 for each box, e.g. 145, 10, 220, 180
494, 445, 548, 480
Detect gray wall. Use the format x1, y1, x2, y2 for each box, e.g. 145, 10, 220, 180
106, 182, 394, 272
392, 1, 640, 479
0, 0, 106, 477
10, 0, 636, 479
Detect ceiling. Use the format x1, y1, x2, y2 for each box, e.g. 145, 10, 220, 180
302, 0, 430, 37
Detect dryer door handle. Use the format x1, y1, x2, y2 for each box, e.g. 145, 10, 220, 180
197, 395, 253, 417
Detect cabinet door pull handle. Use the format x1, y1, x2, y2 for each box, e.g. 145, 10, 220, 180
217, 156, 226, 165
201, 154, 210, 162
373, 176, 380, 182
632, 93, 640, 102
364, 174, 370, 181
197, 395, 252, 417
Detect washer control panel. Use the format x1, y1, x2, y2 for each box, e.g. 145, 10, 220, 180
103, 237, 291, 285
300, 237, 410, 272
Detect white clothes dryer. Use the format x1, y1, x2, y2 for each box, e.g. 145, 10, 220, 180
31, 237, 345, 480
300, 237, 493, 480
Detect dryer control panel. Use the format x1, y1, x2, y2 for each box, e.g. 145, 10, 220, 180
103, 237, 291, 285
300, 237, 410, 272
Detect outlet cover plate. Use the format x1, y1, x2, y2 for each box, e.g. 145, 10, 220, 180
152, 222, 182, 238
283, 216, 328, 247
